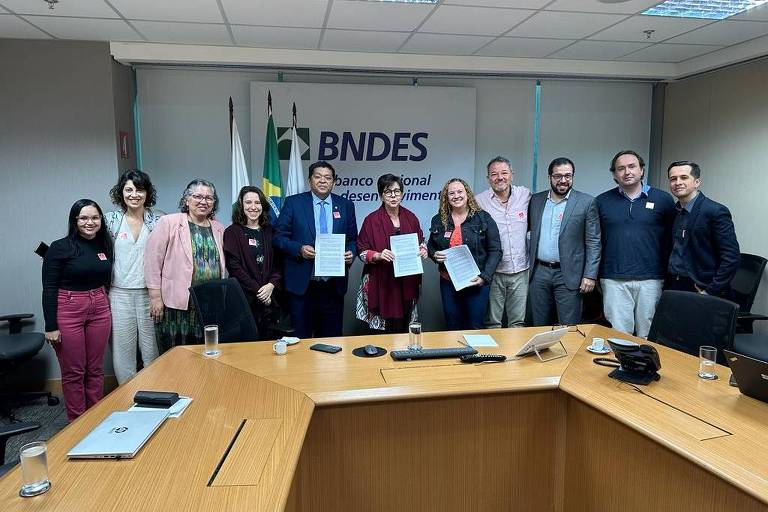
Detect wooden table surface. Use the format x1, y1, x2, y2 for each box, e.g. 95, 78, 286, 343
2, 324, 767, 511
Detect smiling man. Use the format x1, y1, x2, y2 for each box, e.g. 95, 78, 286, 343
665, 160, 740, 297
595, 150, 675, 337
475, 156, 531, 328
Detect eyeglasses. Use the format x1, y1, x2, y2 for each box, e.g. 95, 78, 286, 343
76, 215, 101, 223
550, 174, 573, 182
191, 194, 215, 203
488, 171, 513, 179
383, 189, 402, 197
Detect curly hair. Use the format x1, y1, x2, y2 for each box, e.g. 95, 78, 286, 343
438, 178, 481, 230
178, 179, 219, 219
110, 169, 157, 210
232, 185, 271, 227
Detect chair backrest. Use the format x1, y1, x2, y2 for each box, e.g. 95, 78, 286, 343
647, 290, 738, 364
189, 279, 258, 343
729, 253, 767, 312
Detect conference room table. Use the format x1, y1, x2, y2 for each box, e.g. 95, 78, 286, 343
2, 325, 768, 511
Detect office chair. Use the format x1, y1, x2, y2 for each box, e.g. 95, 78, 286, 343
0, 314, 59, 419
0, 422, 38, 475
729, 253, 768, 334
647, 291, 738, 364
189, 279, 259, 343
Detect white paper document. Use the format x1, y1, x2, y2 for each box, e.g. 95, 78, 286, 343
314, 233, 346, 277
443, 244, 481, 291
463, 334, 498, 348
129, 396, 193, 419
390, 233, 423, 278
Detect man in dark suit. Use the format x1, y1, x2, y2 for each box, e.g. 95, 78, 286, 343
528, 157, 601, 326
665, 161, 739, 297
274, 161, 358, 338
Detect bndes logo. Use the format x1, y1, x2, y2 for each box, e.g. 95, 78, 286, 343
318, 132, 428, 162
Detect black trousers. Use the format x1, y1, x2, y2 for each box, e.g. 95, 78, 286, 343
288, 280, 344, 339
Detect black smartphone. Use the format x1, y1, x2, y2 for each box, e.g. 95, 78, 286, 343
310, 343, 342, 354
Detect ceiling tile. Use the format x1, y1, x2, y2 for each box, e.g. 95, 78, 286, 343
110, 0, 225, 23
476, 37, 574, 57
327, 0, 433, 31
400, 33, 493, 55
0, 14, 51, 38
0, 0, 119, 18
589, 15, 712, 43
507, 11, 627, 39
321, 29, 409, 52
419, 5, 533, 36
443, 0, 550, 7
221, 0, 327, 28
732, 3, 768, 21
22, 16, 144, 41
544, 0, 660, 14
233, 25, 320, 49
618, 43, 722, 62
548, 40, 651, 60
131, 21, 231, 45
666, 20, 768, 46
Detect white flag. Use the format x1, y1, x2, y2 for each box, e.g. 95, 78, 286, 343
286, 125, 306, 197
231, 115, 249, 205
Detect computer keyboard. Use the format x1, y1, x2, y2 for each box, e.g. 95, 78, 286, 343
390, 346, 477, 361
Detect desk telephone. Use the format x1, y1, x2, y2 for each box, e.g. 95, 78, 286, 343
594, 339, 662, 385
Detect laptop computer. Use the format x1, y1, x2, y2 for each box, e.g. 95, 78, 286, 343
723, 349, 768, 404
67, 409, 170, 459
514, 327, 570, 357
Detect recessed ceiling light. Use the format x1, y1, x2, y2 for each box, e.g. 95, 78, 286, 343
642, 0, 768, 20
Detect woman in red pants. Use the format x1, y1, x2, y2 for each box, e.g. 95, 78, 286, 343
42, 199, 113, 421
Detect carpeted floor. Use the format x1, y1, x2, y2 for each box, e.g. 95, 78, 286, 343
2, 395, 68, 469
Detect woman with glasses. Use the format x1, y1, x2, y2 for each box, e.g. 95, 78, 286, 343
427, 178, 501, 330
42, 199, 113, 421
145, 179, 226, 353
103, 169, 163, 384
223, 186, 282, 340
356, 174, 426, 333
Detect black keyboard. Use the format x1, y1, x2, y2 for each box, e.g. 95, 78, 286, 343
390, 346, 477, 361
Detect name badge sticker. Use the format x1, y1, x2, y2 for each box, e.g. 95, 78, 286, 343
119, 232, 129, 240
517, 211, 526, 219
333, 211, 341, 219
645, 202, 655, 209
97, 253, 107, 261
444, 231, 452, 239
558, 212, 564, 221
248, 239, 258, 246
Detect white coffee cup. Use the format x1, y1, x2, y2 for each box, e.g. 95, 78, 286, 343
591, 337, 605, 351
273, 340, 288, 355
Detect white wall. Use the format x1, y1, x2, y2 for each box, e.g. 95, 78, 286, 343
137, 68, 651, 333
0, 39, 127, 382
662, 60, 768, 328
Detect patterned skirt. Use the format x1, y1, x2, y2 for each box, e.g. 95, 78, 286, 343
155, 300, 202, 355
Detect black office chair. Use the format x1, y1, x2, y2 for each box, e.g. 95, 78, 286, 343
647, 291, 738, 364
0, 422, 38, 475
729, 253, 768, 334
189, 279, 259, 343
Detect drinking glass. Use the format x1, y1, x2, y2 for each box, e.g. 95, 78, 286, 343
19, 441, 51, 497
698, 345, 718, 380
408, 322, 422, 351
203, 325, 220, 357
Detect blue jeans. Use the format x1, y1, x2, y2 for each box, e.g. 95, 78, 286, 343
439, 279, 490, 330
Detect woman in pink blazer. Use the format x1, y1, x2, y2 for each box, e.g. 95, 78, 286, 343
145, 179, 227, 353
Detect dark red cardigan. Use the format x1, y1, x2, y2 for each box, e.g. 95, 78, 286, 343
222, 223, 281, 300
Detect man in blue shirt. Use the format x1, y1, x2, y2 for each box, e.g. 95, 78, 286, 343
274, 161, 358, 338
596, 150, 675, 337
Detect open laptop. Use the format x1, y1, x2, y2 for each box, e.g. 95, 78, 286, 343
723, 349, 768, 404
514, 327, 570, 357
67, 409, 170, 459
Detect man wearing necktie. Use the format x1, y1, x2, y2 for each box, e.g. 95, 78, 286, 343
274, 161, 358, 338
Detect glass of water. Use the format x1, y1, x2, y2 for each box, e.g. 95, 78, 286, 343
408, 322, 422, 351
19, 441, 51, 497
698, 345, 718, 380
203, 324, 220, 357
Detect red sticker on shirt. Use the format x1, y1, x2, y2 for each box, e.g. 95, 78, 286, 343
248, 238, 258, 246
97, 253, 107, 261
517, 211, 526, 219
558, 212, 564, 221
444, 231, 452, 238
333, 211, 341, 219
119, 232, 129, 240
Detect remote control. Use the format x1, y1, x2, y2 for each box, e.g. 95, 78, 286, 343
460, 353, 507, 363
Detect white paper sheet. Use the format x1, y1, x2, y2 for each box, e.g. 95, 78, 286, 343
390, 233, 423, 278
463, 334, 498, 348
443, 244, 481, 291
314, 233, 346, 277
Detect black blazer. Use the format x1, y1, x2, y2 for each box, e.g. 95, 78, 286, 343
674, 192, 740, 296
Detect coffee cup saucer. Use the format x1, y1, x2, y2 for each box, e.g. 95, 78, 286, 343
586, 345, 611, 354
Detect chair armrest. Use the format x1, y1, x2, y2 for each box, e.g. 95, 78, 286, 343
737, 313, 768, 322
0, 422, 40, 463
0, 313, 34, 335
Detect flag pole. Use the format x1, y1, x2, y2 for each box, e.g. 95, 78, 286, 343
228, 97, 234, 150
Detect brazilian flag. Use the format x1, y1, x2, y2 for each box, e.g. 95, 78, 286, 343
262, 92, 282, 219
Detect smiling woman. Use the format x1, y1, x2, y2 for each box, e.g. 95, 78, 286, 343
144, 179, 227, 353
